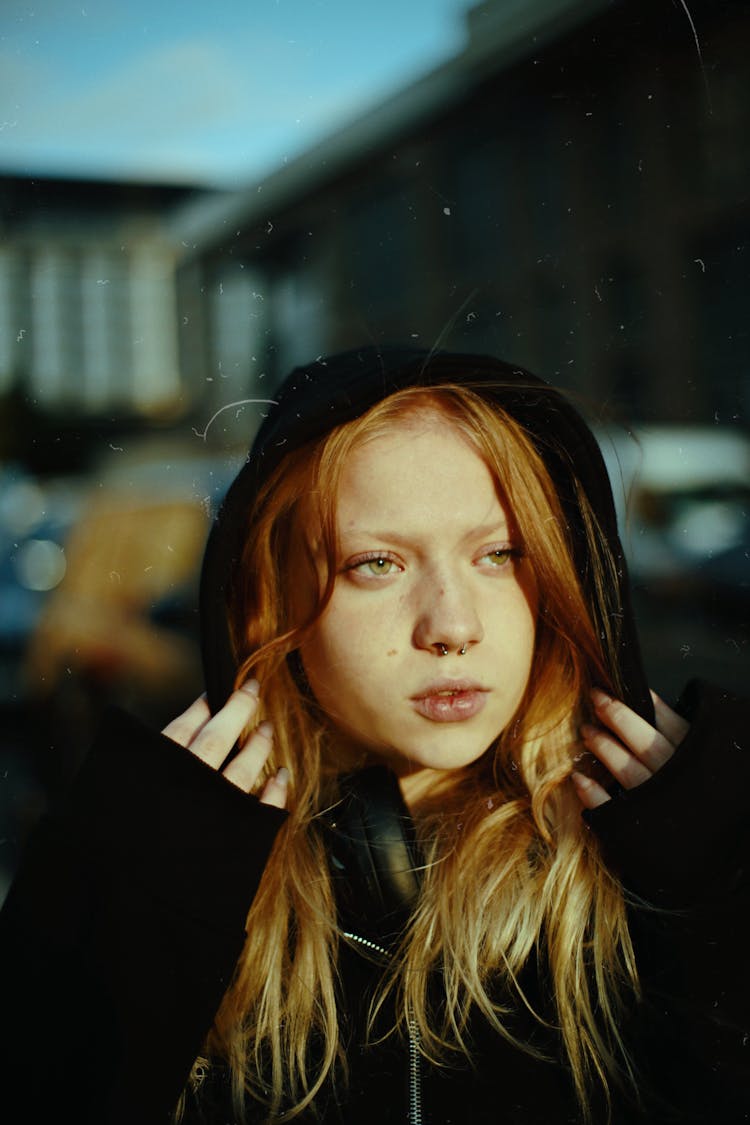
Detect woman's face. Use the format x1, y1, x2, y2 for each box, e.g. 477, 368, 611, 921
300, 410, 537, 800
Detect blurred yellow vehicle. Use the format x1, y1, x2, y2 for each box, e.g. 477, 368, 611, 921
19, 442, 242, 784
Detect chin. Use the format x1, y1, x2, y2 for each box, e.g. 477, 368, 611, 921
384, 734, 498, 776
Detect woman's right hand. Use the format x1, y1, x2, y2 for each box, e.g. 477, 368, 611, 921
161, 679, 288, 809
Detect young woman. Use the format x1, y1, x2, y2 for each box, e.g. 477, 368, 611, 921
1, 346, 748, 1125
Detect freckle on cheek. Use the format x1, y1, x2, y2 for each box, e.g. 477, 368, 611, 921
387, 649, 398, 656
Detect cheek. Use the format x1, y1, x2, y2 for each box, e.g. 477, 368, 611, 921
510, 562, 538, 646
500, 600, 536, 692
301, 603, 395, 712
522, 613, 537, 671
309, 592, 396, 658
302, 609, 361, 692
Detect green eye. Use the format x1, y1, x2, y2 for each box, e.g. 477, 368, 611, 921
343, 553, 402, 579
361, 557, 397, 576
480, 548, 515, 566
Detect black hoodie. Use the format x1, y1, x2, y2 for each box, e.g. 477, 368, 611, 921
0, 347, 748, 1125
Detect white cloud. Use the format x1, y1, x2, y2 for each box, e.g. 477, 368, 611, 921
0, 1, 467, 182
0, 33, 360, 180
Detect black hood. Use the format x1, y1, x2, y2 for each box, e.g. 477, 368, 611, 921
199, 345, 653, 726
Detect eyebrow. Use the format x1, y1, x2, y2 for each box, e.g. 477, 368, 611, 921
340, 521, 511, 546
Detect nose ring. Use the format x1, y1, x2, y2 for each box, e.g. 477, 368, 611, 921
458, 644, 467, 656
437, 643, 449, 656
435, 643, 468, 656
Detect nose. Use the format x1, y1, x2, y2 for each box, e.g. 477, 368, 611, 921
412, 567, 484, 657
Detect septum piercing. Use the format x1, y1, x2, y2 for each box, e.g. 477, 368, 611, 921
437, 643, 468, 656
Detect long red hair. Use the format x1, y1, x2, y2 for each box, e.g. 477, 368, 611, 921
186, 384, 637, 1121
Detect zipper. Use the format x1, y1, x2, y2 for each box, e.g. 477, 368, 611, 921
407, 1013, 423, 1125
341, 931, 391, 960
341, 932, 423, 1125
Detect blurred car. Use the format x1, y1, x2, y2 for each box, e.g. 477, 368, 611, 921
3, 442, 243, 792
595, 424, 750, 608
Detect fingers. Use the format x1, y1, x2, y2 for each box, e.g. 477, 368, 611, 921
162, 681, 289, 808
186, 680, 262, 770
571, 770, 611, 810
579, 721, 652, 788
221, 721, 289, 807
572, 687, 691, 810
161, 695, 211, 747
222, 720, 273, 791
258, 766, 290, 810
589, 689, 676, 773
651, 689, 690, 747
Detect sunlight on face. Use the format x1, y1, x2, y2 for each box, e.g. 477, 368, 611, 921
301, 410, 537, 804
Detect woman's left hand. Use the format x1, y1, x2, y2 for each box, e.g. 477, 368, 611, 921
572, 688, 690, 809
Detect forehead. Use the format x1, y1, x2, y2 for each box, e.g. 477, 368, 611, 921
351, 405, 473, 459
335, 409, 510, 531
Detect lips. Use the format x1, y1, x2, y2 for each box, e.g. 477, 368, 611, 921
410, 678, 489, 723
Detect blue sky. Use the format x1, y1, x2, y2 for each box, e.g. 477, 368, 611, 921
0, 0, 470, 187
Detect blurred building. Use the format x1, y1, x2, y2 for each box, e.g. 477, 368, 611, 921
3, 0, 747, 454
0, 174, 206, 471
173, 0, 749, 430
